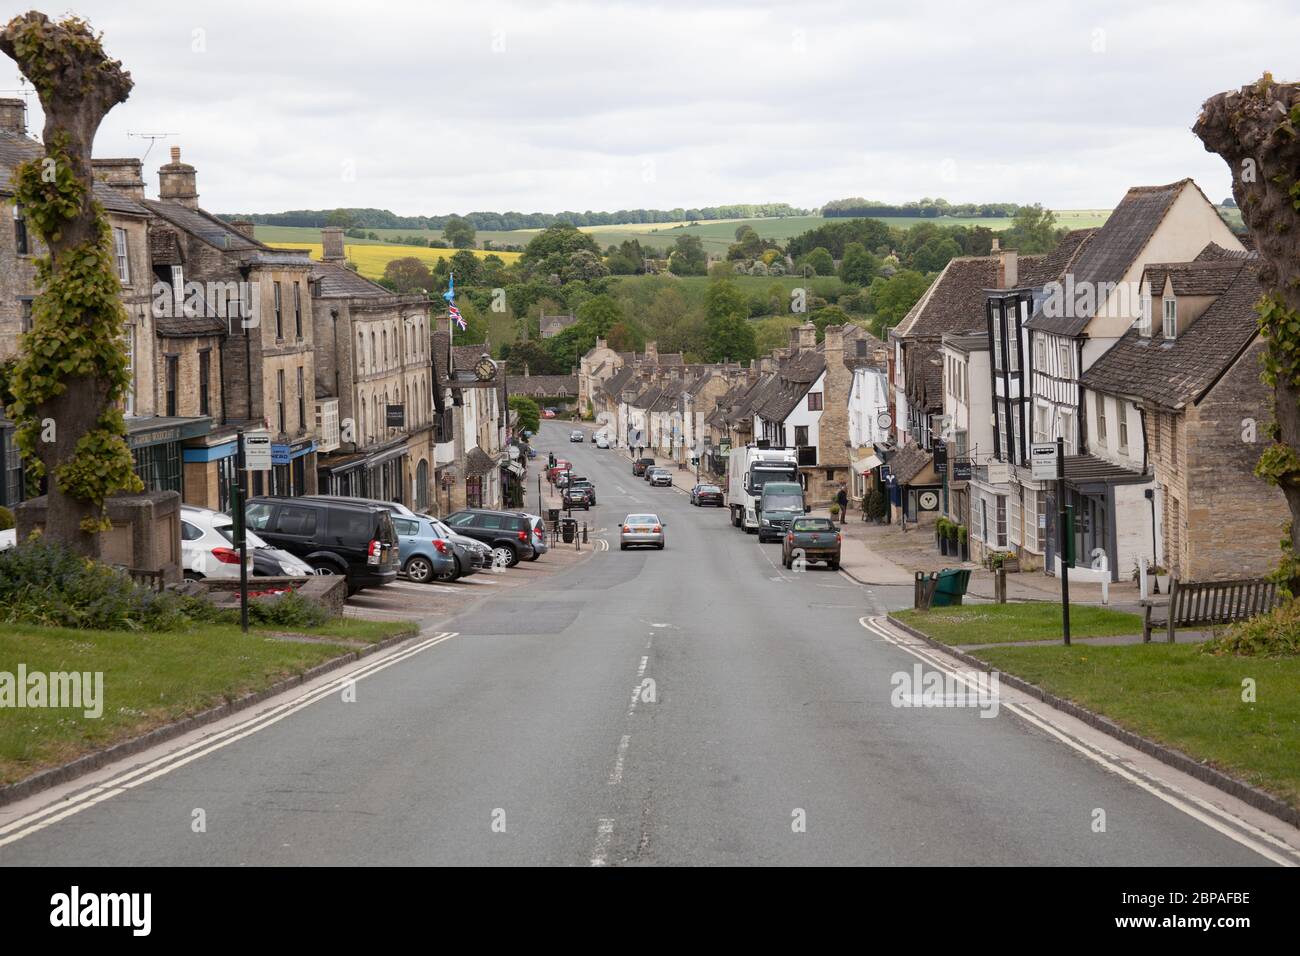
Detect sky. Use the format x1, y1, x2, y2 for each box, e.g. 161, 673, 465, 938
4, 0, 1297, 217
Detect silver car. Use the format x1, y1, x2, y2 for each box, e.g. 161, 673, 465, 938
620, 513, 665, 550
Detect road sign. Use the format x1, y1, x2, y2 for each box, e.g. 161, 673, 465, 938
243, 429, 272, 471
1030, 442, 1058, 480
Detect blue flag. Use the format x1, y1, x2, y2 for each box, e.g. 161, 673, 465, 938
443, 273, 456, 303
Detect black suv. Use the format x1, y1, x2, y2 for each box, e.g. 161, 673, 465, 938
244, 497, 399, 594
445, 509, 537, 567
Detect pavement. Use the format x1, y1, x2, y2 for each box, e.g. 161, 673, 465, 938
0, 422, 1291, 866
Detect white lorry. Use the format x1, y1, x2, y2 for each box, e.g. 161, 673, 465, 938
727, 445, 800, 534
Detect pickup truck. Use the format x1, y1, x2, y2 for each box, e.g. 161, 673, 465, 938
781, 516, 841, 570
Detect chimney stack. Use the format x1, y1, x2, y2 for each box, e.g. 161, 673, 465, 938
231, 220, 256, 239
321, 226, 346, 262
990, 237, 1000, 253
644, 340, 658, 363
158, 146, 199, 208
997, 248, 1018, 289
0, 98, 26, 135
92, 158, 145, 200
797, 322, 816, 352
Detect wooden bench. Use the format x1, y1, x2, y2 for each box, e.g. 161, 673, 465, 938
1141, 576, 1280, 643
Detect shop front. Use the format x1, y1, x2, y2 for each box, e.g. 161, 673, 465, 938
129, 417, 213, 500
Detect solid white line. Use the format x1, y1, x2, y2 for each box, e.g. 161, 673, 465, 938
589, 817, 615, 866
637, 656, 648, 678
859, 617, 1299, 867
0, 632, 459, 849
608, 734, 631, 785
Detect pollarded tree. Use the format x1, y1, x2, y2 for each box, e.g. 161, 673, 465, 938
1194, 75, 1300, 593
0, 12, 141, 556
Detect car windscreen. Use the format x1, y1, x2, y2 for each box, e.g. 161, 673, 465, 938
792, 518, 835, 532
763, 494, 804, 511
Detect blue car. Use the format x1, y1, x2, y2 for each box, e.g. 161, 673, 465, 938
391, 513, 459, 584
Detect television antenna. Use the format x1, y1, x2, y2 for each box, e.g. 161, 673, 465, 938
126, 131, 177, 161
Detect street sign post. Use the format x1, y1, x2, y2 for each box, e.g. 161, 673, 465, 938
1056, 436, 1071, 645
1030, 442, 1058, 481
243, 429, 272, 472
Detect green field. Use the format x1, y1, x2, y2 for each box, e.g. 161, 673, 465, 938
253, 209, 1120, 258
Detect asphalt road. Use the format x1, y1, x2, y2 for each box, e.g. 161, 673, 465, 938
0, 421, 1278, 865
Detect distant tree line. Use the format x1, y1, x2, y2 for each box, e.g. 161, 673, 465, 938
821, 197, 1020, 218
220, 203, 811, 232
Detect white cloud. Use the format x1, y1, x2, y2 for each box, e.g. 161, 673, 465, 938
3, 0, 1294, 215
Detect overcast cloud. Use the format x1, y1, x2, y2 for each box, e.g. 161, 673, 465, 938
5, 0, 1296, 215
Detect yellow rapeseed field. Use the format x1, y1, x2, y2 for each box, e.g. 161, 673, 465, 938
272, 243, 522, 281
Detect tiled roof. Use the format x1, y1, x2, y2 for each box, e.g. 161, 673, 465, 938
756, 350, 825, 423
150, 229, 184, 266
1195, 241, 1256, 262
539, 313, 577, 335
1143, 258, 1243, 297
895, 256, 999, 340
1018, 229, 1096, 287
155, 312, 226, 337
465, 447, 498, 476
1079, 262, 1260, 410
601, 365, 638, 399
1026, 181, 1190, 335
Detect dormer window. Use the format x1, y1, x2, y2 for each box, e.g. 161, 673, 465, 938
1138, 285, 1152, 337
1162, 297, 1177, 340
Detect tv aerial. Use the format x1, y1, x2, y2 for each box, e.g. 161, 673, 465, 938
126, 131, 177, 161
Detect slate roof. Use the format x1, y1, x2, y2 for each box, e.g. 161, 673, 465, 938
1018, 229, 1096, 287
539, 313, 577, 336
1079, 262, 1261, 410
465, 447, 499, 476
1195, 241, 1256, 263
601, 365, 638, 400
1026, 181, 1191, 335
311, 259, 392, 297
150, 229, 184, 266
506, 374, 577, 397
887, 442, 933, 485
1142, 258, 1243, 297
155, 312, 226, 337
0, 130, 149, 217
894, 256, 999, 340
143, 199, 264, 251
755, 349, 825, 423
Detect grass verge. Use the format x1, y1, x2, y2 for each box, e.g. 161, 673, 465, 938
893, 603, 1143, 645
0, 619, 416, 786
977, 642, 1300, 808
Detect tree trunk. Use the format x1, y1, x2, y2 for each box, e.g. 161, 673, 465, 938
1, 12, 134, 557
1194, 77, 1300, 593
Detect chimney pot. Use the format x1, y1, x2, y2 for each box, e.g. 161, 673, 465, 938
170, 146, 180, 164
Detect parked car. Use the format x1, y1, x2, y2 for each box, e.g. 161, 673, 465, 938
632, 457, 656, 476
782, 516, 841, 570
594, 433, 610, 449
542, 409, 556, 419
690, 483, 724, 507
522, 513, 549, 561
245, 497, 399, 593
390, 513, 460, 584
547, 460, 572, 482
0, 529, 15, 552
444, 509, 537, 567
620, 513, 665, 550
562, 486, 591, 510
180, 505, 254, 581
567, 479, 596, 505
250, 535, 316, 578
556, 472, 587, 490
425, 516, 489, 580
647, 467, 673, 487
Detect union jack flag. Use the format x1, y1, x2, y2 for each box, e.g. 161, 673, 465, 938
448, 304, 466, 331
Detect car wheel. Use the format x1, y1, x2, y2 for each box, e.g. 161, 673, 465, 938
434, 559, 460, 582
829, 560, 840, 571
310, 559, 341, 576
184, 570, 203, 581
620, 543, 627, 551
405, 555, 434, 584
656, 543, 664, 550
492, 544, 519, 568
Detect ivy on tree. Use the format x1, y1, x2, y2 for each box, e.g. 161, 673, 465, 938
0, 12, 140, 552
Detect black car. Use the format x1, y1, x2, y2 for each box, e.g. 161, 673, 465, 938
562, 486, 591, 510
632, 457, 656, 476
444, 509, 537, 567
690, 483, 724, 506
244, 497, 399, 594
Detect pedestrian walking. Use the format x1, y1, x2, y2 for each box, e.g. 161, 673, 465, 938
836, 484, 848, 520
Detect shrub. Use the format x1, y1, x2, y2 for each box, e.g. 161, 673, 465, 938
242, 589, 329, 629
0, 539, 220, 631
1201, 599, 1300, 658
0, 505, 13, 531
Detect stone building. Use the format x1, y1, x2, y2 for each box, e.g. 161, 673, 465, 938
1080, 254, 1288, 581
310, 227, 436, 510
431, 324, 509, 513
143, 148, 319, 500
0, 104, 215, 509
